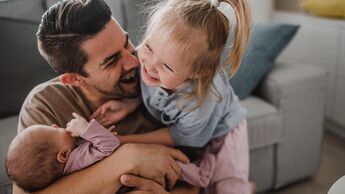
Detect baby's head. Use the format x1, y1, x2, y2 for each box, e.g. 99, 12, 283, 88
138, 0, 251, 104
5, 124, 75, 192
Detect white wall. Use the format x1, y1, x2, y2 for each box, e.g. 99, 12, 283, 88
248, 0, 274, 23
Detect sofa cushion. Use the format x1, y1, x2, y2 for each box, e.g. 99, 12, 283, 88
229, 24, 299, 99
0, 116, 18, 193
0, 19, 56, 118
240, 96, 282, 149
0, 0, 44, 22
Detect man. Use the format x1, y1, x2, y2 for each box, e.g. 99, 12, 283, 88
13, 0, 198, 193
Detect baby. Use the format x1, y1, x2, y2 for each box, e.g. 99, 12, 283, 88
5, 113, 119, 192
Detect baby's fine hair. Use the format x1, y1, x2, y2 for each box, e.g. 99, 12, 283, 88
145, 0, 251, 105
5, 127, 64, 192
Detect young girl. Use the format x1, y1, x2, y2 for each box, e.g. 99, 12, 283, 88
94, 0, 252, 193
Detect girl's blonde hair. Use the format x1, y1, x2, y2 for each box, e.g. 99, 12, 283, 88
144, 0, 251, 106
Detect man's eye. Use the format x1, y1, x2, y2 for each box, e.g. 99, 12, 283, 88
105, 57, 120, 69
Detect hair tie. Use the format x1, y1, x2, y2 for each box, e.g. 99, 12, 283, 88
210, 0, 220, 8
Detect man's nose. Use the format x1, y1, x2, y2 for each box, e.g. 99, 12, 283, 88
122, 50, 139, 70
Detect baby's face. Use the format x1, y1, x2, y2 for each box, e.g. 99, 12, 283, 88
49, 125, 75, 151
28, 125, 76, 151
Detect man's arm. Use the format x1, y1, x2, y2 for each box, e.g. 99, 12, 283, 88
120, 174, 200, 194
13, 143, 189, 194
118, 127, 175, 146
13, 144, 133, 194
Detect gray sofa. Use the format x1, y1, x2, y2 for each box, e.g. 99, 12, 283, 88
0, 0, 327, 193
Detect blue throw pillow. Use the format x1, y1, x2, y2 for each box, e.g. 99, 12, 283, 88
228, 23, 299, 99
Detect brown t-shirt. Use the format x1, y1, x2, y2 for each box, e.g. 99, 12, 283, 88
18, 77, 163, 134
18, 77, 203, 192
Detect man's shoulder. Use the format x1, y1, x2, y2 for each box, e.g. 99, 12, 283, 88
30, 77, 68, 95
18, 77, 87, 131
24, 77, 76, 106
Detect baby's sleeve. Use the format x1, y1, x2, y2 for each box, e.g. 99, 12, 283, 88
63, 120, 119, 174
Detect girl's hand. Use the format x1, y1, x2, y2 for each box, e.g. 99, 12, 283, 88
66, 113, 89, 137
90, 97, 141, 127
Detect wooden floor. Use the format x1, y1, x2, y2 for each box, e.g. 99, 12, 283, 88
264, 132, 345, 194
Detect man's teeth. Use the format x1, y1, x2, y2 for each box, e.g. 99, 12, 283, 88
122, 71, 136, 80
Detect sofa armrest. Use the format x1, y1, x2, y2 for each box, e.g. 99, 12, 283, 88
255, 61, 327, 188
255, 61, 327, 109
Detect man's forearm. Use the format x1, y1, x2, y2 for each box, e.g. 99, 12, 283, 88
171, 186, 200, 194
119, 127, 175, 146
13, 143, 190, 194
13, 150, 131, 194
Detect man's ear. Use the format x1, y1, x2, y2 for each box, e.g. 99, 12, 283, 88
56, 151, 71, 164
60, 73, 86, 86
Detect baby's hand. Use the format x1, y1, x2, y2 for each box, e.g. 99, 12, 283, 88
90, 97, 141, 127
66, 113, 89, 137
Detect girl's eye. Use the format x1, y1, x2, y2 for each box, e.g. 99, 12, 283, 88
163, 63, 174, 72
145, 44, 153, 53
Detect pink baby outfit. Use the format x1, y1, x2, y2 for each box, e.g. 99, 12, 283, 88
179, 120, 250, 194
63, 119, 119, 174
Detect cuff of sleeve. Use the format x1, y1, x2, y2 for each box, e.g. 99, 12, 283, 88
81, 119, 120, 148
81, 119, 99, 137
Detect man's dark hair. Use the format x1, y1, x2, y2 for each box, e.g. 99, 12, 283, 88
37, 0, 112, 76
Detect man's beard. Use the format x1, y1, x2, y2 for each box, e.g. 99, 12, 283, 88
88, 68, 140, 99
93, 82, 140, 100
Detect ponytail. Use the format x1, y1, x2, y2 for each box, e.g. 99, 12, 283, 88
222, 0, 251, 76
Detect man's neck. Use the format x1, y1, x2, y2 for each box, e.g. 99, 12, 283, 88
78, 85, 108, 110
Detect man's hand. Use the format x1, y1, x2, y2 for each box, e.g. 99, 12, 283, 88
120, 174, 200, 194
120, 174, 170, 194
66, 113, 89, 137
117, 143, 189, 190
90, 97, 141, 127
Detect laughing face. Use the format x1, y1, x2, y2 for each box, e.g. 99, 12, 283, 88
80, 18, 140, 99
138, 30, 194, 91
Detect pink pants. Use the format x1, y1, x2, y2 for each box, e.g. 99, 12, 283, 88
179, 120, 250, 194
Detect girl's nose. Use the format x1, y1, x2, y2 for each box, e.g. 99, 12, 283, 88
146, 64, 159, 77
145, 57, 160, 72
